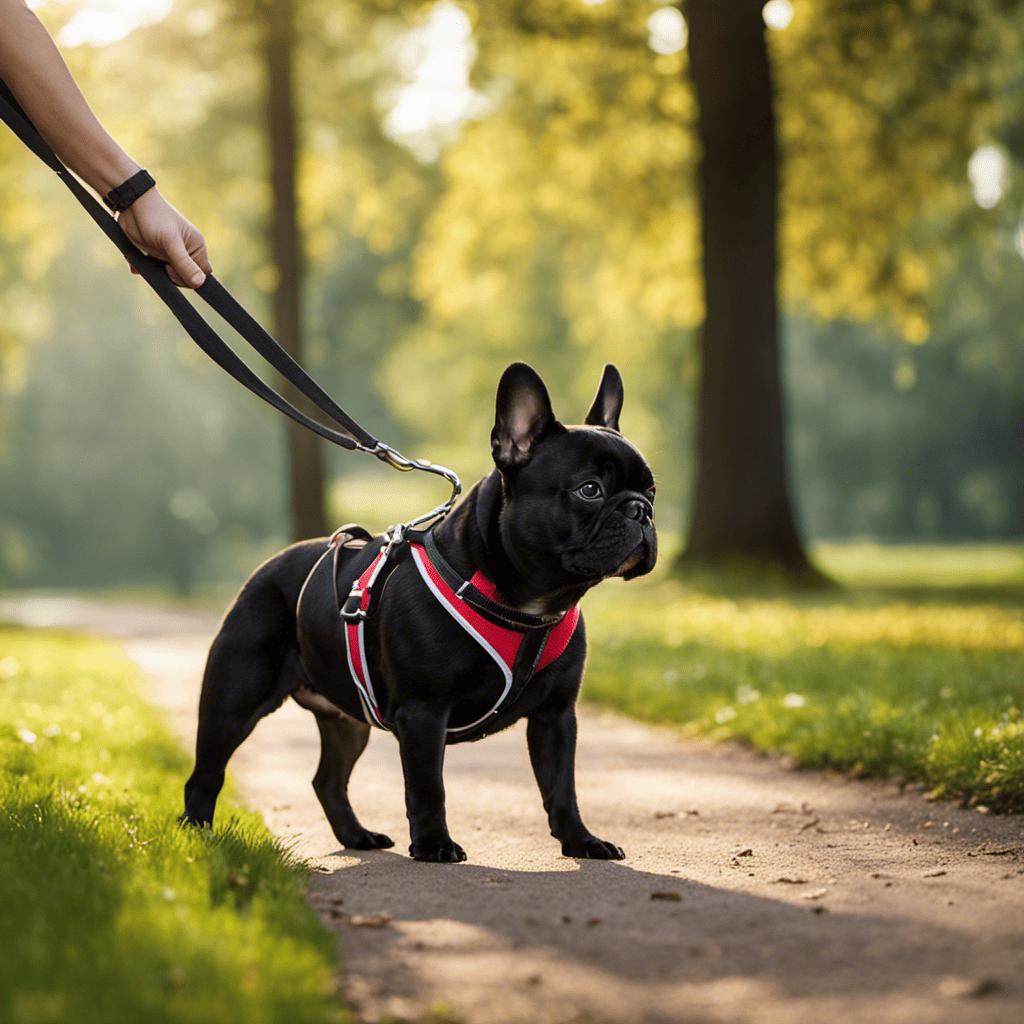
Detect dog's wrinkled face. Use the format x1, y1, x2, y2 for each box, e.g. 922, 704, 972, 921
490, 363, 658, 589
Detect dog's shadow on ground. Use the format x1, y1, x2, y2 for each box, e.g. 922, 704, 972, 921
306, 847, 999, 1003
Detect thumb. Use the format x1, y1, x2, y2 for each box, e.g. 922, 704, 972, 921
165, 233, 206, 288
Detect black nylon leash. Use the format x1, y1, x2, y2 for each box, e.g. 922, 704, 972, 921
0, 73, 462, 514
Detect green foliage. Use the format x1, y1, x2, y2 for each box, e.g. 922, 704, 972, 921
0, 236, 289, 593
0, 627, 343, 1024
406, 0, 1024, 348
1, 0, 442, 592
774, 0, 1024, 339
582, 547, 1024, 810
2, 1, 1022, 593
786, 312, 1024, 541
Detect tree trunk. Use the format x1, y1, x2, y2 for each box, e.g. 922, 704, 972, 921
679, 1, 822, 582
264, 0, 327, 541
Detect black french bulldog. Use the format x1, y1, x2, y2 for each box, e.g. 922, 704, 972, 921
181, 362, 657, 862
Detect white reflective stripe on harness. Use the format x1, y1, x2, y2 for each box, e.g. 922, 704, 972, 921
344, 548, 390, 730
408, 544, 513, 734
342, 545, 517, 736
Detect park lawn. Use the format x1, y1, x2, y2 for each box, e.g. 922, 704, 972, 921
0, 627, 345, 1024
582, 545, 1024, 812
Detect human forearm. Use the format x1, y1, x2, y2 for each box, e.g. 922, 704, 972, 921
0, 0, 211, 287
0, 0, 139, 194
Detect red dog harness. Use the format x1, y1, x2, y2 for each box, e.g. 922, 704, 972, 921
342, 536, 580, 734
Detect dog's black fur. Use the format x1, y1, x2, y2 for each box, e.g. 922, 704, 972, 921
181, 362, 657, 861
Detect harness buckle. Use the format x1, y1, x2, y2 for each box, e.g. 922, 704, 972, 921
340, 588, 367, 622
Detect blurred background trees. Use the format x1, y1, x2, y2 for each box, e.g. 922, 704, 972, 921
0, 0, 1021, 596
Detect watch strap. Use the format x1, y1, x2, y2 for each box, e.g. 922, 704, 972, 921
103, 168, 156, 213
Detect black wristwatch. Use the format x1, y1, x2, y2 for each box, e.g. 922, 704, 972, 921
103, 168, 156, 213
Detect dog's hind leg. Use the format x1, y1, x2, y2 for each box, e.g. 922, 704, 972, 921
181, 596, 306, 828
311, 712, 394, 849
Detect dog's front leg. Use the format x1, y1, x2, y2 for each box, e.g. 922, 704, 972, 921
527, 707, 625, 860
393, 703, 466, 862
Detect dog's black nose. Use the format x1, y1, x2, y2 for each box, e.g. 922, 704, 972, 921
624, 499, 650, 522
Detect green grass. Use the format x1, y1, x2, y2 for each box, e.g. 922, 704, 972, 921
0, 627, 345, 1024
582, 545, 1024, 812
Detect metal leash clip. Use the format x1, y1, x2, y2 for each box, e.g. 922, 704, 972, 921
361, 441, 463, 532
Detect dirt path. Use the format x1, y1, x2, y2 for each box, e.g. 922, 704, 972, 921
4, 595, 1024, 1024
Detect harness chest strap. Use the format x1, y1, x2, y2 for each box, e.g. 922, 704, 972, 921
344, 541, 580, 734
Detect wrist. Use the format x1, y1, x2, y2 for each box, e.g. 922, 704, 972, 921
84, 147, 140, 197
94, 160, 142, 198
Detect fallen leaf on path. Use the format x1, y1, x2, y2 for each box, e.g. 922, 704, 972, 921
981, 848, 1018, 856
650, 891, 682, 901
654, 811, 676, 819
586, 917, 601, 927
923, 869, 947, 878
685, 809, 700, 816
349, 913, 392, 928
797, 817, 821, 832
802, 889, 828, 900
771, 877, 808, 884
736, 848, 754, 857
939, 976, 1001, 998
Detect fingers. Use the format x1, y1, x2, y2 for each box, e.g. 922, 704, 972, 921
190, 234, 213, 277
164, 232, 206, 289
117, 195, 212, 289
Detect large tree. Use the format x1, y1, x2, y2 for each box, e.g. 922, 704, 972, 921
402, 0, 1023, 579
262, 0, 326, 540
681, 0, 815, 578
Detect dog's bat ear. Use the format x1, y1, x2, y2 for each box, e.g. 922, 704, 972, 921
492, 362, 561, 472
585, 363, 624, 432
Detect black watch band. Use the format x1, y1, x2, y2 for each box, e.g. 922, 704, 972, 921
103, 168, 156, 213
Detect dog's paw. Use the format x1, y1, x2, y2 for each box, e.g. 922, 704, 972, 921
561, 836, 625, 860
343, 830, 394, 851
409, 837, 467, 863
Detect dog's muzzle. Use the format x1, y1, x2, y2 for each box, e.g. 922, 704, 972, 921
561, 493, 657, 580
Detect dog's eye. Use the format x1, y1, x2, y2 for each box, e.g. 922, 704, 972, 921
647, 488, 656, 504
577, 481, 603, 500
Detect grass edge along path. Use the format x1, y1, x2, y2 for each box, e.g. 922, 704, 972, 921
582, 573, 1024, 813
0, 626, 346, 1024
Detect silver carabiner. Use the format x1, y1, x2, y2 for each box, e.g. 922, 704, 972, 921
371, 442, 417, 473
353, 441, 463, 533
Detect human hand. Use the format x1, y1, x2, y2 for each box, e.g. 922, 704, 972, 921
117, 188, 212, 289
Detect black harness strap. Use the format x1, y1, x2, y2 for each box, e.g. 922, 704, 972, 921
420, 532, 564, 630
0, 76, 376, 453
506, 622, 555, 710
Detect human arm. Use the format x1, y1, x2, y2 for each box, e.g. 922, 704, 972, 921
0, 0, 211, 287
